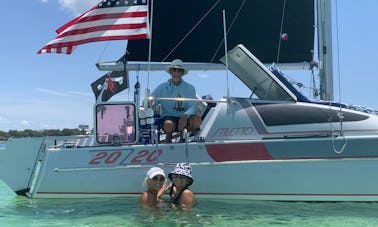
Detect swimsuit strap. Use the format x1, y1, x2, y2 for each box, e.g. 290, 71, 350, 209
170, 186, 189, 206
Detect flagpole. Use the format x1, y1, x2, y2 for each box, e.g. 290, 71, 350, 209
143, 0, 154, 109
97, 78, 109, 103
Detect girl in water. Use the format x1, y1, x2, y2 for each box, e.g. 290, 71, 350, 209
167, 163, 195, 210
139, 167, 167, 208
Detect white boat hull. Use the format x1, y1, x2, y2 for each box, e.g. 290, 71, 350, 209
2, 136, 378, 201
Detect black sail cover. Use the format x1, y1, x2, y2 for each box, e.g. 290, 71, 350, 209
126, 0, 314, 64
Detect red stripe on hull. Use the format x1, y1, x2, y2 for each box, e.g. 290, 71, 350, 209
206, 143, 272, 161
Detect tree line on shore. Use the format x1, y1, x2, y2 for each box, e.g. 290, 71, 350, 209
0, 128, 91, 141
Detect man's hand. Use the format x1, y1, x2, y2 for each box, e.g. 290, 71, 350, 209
178, 114, 188, 131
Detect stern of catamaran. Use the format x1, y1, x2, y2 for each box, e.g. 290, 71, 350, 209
0, 137, 45, 196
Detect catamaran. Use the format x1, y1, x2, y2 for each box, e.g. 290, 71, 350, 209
2, 0, 378, 201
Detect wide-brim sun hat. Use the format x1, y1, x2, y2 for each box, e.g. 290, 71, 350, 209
168, 163, 193, 186
147, 167, 166, 179
165, 59, 188, 75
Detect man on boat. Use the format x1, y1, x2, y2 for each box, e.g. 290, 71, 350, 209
151, 59, 201, 143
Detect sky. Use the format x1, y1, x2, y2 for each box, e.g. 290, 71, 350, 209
0, 0, 378, 131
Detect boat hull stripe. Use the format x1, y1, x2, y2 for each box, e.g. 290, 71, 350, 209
206, 143, 272, 161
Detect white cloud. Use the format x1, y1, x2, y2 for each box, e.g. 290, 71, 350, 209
0, 116, 10, 124
35, 88, 93, 99
68, 91, 92, 97
36, 88, 69, 97
20, 120, 32, 127
58, 0, 94, 15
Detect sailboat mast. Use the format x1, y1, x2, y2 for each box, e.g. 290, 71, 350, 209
317, 0, 333, 101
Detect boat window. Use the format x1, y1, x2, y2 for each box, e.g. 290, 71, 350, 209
254, 103, 369, 126
95, 103, 137, 144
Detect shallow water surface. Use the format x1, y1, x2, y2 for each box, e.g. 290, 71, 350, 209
1, 182, 378, 226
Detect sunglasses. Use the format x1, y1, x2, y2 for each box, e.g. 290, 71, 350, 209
172, 174, 187, 179
170, 68, 184, 73
152, 175, 165, 182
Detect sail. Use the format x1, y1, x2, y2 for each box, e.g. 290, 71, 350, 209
125, 0, 314, 64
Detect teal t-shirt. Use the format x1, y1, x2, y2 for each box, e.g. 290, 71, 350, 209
151, 79, 197, 117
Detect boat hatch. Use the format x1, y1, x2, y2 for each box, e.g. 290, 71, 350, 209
95, 102, 137, 144
220, 44, 297, 102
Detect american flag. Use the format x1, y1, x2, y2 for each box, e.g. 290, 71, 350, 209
38, 0, 149, 54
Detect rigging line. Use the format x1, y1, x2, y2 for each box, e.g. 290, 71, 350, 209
280, 71, 318, 92
335, 0, 342, 108
311, 67, 318, 99
210, 0, 246, 63
334, 0, 344, 133
332, 0, 347, 153
276, 0, 287, 64
161, 0, 222, 62
97, 41, 110, 63
147, 0, 154, 89
329, 112, 348, 154
124, 42, 130, 100
307, 50, 317, 99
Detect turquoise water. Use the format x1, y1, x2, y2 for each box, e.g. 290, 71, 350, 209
1, 182, 378, 226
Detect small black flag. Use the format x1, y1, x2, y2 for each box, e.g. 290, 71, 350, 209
91, 71, 129, 102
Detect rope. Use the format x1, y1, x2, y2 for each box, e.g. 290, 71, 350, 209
310, 66, 319, 99
335, 0, 342, 107
97, 41, 110, 64
161, 0, 222, 62
330, 115, 348, 154
210, 0, 246, 63
331, 0, 347, 154
147, 0, 154, 89
276, 0, 287, 64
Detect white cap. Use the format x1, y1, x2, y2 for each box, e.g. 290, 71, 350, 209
147, 167, 166, 179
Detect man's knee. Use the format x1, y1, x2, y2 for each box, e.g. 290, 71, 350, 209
188, 116, 201, 130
